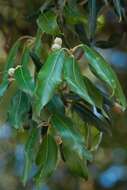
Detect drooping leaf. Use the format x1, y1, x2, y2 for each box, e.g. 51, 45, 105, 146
35, 134, 58, 186
88, 0, 97, 40
63, 54, 94, 107
14, 48, 35, 96
22, 124, 39, 185
51, 114, 93, 161
8, 91, 30, 129
83, 76, 103, 110
30, 51, 43, 72
30, 29, 43, 72
37, 11, 60, 35
47, 95, 65, 114
62, 146, 88, 179
33, 49, 65, 117
52, 114, 92, 179
0, 81, 17, 125
82, 45, 127, 110
14, 66, 35, 96
0, 40, 20, 97
72, 103, 111, 134
90, 127, 103, 151
33, 28, 43, 56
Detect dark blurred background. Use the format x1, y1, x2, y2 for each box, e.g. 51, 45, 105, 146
0, 0, 127, 190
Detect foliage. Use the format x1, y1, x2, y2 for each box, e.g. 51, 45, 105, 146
0, 0, 127, 188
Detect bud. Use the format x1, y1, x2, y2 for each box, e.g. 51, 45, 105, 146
8, 67, 15, 77
54, 37, 62, 46
51, 44, 61, 51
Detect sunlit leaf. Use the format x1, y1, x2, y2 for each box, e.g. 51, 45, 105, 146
33, 49, 65, 117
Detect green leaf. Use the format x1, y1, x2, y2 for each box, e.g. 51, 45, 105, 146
90, 128, 103, 151
51, 114, 92, 161
83, 76, 103, 110
35, 134, 58, 186
63, 55, 94, 107
14, 66, 35, 96
64, 5, 87, 25
8, 91, 30, 129
88, 0, 97, 40
82, 45, 127, 110
33, 28, 42, 56
22, 124, 39, 185
47, 95, 65, 115
72, 103, 111, 134
33, 49, 65, 117
62, 146, 88, 179
0, 81, 17, 125
0, 40, 20, 97
37, 11, 60, 35
52, 114, 91, 179
14, 48, 35, 96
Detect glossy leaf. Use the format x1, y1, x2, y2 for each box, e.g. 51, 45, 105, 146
35, 134, 58, 186
64, 55, 94, 107
0, 40, 20, 97
47, 95, 65, 114
72, 103, 111, 134
37, 11, 60, 35
52, 114, 92, 179
14, 48, 35, 96
14, 66, 35, 96
23, 125, 39, 185
51, 114, 93, 161
82, 45, 127, 110
33, 28, 42, 56
8, 91, 30, 129
33, 49, 65, 117
83, 76, 103, 110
